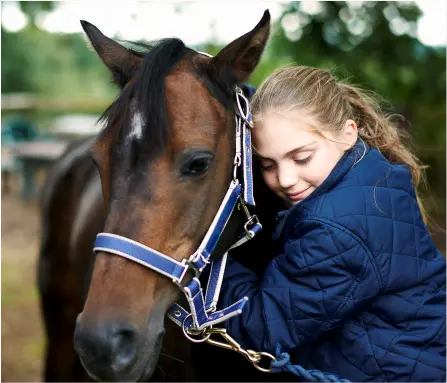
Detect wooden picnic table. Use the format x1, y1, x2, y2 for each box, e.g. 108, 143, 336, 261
12, 141, 70, 200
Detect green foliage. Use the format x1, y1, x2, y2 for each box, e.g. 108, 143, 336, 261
1, 26, 116, 98
19, 1, 55, 26
257, 1, 445, 110
1, 26, 34, 92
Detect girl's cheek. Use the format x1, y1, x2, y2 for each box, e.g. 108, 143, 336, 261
308, 158, 333, 185
298, 163, 319, 186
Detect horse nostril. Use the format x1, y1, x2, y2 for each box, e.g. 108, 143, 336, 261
110, 325, 138, 373
74, 320, 139, 379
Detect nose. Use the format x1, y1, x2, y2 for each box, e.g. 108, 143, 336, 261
277, 163, 298, 190
74, 315, 139, 380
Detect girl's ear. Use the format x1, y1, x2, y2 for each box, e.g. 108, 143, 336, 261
343, 119, 359, 147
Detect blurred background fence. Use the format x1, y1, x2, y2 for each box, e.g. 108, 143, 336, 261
1, 1, 445, 381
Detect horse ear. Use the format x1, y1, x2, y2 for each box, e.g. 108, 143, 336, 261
211, 10, 270, 84
80, 20, 142, 88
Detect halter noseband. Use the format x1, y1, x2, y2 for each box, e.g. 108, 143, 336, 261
93, 86, 261, 333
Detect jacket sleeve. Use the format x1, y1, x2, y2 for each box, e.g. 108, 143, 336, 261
217, 218, 382, 353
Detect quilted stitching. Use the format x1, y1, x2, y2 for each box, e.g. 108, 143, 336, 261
219, 141, 445, 382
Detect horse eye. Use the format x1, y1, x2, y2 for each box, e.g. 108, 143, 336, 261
181, 152, 213, 177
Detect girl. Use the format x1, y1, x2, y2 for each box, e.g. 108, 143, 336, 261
218, 66, 446, 382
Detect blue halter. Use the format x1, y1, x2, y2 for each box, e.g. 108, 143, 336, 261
93, 86, 260, 333
92, 85, 351, 382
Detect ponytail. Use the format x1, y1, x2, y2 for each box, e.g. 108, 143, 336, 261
339, 83, 429, 224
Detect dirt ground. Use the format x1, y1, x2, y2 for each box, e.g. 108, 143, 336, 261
1, 177, 45, 382
1, 173, 445, 383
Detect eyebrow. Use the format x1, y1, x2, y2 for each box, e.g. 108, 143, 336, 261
255, 141, 316, 161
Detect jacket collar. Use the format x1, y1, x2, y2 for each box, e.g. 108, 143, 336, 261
302, 137, 369, 203
273, 138, 369, 239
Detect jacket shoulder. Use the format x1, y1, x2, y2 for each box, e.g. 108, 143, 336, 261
301, 149, 421, 231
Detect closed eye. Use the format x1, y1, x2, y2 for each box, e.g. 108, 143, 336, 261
259, 162, 276, 171
294, 154, 313, 165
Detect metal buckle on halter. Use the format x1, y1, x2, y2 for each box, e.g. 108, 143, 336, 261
173, 257, 202, 290
233, 154, 241, 180
235, 87, 254, 129
244, 215, 260, 239
189, 251, 210, 273
237, 197, 259, 239
206, 303, 217, 314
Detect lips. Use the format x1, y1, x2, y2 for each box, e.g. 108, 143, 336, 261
286, 187, 311, 201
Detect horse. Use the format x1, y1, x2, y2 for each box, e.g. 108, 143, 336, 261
38, 10, 291, 382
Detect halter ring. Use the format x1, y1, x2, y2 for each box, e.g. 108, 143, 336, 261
181, 315, 211, 343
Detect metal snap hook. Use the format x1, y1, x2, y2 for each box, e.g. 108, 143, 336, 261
202, 327, 276, 373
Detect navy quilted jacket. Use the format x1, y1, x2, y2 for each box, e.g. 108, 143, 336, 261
219, 139, 446, 382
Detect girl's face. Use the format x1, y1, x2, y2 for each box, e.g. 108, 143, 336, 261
253, 111, 358, 206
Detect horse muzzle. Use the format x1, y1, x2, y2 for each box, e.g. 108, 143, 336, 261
74, 314, 164, 381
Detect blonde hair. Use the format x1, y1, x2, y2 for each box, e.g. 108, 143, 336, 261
251, 66, 429, 224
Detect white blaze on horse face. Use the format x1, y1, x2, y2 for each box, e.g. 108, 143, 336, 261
128, 109, 144, 141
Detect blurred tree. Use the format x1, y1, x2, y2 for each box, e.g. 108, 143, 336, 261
266, 2, 445, 108
19, 1, 55, 27
1, 26, 33, 92
2, 26, 115, 98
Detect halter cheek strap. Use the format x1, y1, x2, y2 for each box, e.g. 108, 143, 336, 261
93, 86, 260, 332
